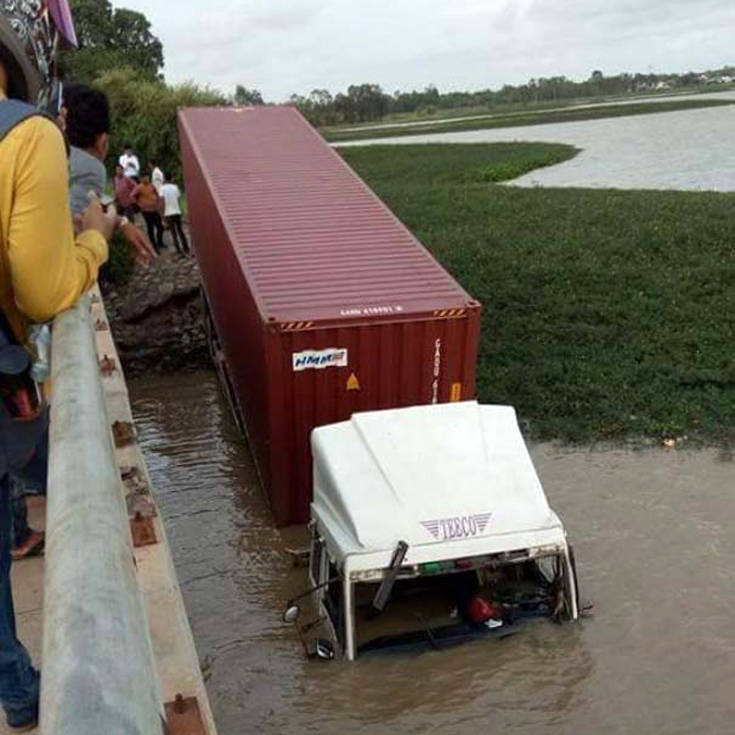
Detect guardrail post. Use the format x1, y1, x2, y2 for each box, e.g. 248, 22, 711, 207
40, 296, 165, 734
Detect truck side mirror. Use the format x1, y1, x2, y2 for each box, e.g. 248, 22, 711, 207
313, 639, 335, 661
283, 605, 301, 624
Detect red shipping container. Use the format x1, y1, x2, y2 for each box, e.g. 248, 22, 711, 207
179, 106, 481, 525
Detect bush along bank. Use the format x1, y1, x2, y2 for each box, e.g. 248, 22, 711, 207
340, 142, 735, 445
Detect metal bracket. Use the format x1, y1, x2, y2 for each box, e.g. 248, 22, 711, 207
164, 694, 207, 735
126, 493, 158, 520
100, 354, 117, 376
112, 421, 135, 447
130, 512, 157, 548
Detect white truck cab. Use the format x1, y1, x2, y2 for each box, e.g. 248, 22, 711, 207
287, 401, 579, 661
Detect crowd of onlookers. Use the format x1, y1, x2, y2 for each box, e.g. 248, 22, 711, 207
63, 81, 189, 261
113, 146, 190, 256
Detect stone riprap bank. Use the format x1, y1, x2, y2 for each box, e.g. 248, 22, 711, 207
101, 253, 208, 375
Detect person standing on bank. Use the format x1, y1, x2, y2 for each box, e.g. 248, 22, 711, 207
161, 173, 190, 255
0, 0, 116, 730
150, 160, 164, 194
132, 175, 164, 253
118, 142, 140, 178
114, 163, 136, 220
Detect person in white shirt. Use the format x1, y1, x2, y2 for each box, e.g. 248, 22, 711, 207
150, 161, 164, 194
161, 173, 189, 255
118, 143, 140, 178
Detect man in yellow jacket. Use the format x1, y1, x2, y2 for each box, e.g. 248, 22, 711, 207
0, 81, 113, 339
0, 0, 115, 729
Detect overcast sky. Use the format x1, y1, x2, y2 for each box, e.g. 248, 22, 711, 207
120, 0, 735, 101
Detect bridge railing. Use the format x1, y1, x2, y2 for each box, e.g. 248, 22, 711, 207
40, 294, 165, 735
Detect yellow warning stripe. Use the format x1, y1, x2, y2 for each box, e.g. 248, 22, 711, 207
281, 321, 315, 332
433, 309, 467, 318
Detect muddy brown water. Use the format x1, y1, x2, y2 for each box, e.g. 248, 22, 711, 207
130, 371, 735, 735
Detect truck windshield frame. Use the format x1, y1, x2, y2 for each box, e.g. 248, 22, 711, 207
345, 549, 574, 659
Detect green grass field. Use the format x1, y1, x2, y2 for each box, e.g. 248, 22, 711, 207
326, 98, 735, 142
340, 143, 735, 444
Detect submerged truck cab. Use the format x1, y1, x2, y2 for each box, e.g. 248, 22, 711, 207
297, 402, 579, 661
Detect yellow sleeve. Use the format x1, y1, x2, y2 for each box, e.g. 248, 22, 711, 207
7, 117, 108, 323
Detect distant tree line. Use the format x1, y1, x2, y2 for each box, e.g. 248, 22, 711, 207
62, 0, 734, 168
288, 67, 735, 127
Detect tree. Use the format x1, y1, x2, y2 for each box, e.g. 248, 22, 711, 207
61, 0, 163, 84
233, 85, 264, 105
345, 83, 389, 122
95, 68, 226, 182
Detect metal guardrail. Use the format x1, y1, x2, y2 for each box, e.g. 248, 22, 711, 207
40, 295, 165, 734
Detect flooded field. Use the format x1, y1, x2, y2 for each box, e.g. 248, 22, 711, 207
131, 371, 735, 735
337, 91, 735, 191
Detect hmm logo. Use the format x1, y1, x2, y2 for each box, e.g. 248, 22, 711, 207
293, 348, 348, 372
421, 513, 492, 541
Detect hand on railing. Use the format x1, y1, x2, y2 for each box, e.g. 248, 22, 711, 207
81, 195, 116, 242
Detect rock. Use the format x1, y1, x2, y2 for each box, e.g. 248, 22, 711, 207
101, 249, 209, 377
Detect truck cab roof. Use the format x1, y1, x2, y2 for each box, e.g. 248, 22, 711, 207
311, 402, 567, 574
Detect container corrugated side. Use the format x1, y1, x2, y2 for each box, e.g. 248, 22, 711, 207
179, 107, 482, 524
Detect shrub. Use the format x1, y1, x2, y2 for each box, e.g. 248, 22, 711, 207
94, 67, 226, 184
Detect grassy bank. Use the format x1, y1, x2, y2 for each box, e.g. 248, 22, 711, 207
340, 143, 735, 444
327, 98, 735, 142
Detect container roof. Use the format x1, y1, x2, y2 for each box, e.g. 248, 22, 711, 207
311, 402, 565, 567
179, 106, 474, 324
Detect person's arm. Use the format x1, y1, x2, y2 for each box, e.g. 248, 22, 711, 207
7, 118, 109, 322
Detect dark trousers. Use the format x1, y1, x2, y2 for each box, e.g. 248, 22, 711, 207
0, 475, 39, 722
142, 211, 164, 252
166, 215, 189, 254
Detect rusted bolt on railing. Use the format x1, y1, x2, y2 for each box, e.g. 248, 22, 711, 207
164, 694, 207, 734
130, 511, 157, 548
112, 421, 135, 447
100, 354, 117, 376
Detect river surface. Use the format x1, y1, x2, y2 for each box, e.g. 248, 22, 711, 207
130, 371, 735, 735
337, 91, 735, 192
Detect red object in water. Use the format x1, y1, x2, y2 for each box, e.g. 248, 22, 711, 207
179, 106, 481, 525
467, 596, 503, 624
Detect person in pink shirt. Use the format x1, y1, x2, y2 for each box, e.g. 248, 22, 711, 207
113, 164, 136, 219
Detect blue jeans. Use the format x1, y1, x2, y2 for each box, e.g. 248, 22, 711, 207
10, 433, 48, 548
0, 475, 39, 721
